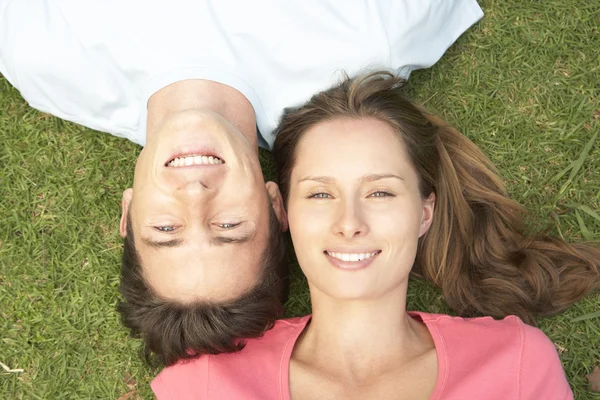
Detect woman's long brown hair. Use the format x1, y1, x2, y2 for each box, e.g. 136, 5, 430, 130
273, 71, 600, 324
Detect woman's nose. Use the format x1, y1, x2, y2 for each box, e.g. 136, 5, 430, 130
333, 198, 369, 239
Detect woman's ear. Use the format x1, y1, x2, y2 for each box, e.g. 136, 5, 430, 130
419, 192, 435, 237
265, 181, 288, 232
119, 188, 133, 238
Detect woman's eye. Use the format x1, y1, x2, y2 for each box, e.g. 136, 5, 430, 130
369, 191, 394, 198
308, 192, 332, 199
155, 226, 176, 232
218, 222, 240, 229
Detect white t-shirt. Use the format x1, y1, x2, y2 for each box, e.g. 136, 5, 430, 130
0, 0, 482, 149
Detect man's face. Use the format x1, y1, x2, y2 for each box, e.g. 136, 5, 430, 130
119, 110, 285, 303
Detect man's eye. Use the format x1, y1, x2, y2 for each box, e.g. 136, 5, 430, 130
218, 222, 241, 229
155, 226, 176, 232
308, 192, 332, 199
369, 191, 394, 198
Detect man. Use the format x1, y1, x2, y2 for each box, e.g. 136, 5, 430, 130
0, 0, 483, 365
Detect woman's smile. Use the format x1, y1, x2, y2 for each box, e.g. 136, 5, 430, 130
324, 250, 382, 270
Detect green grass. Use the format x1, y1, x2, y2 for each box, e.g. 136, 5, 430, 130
1, 0, 599, 398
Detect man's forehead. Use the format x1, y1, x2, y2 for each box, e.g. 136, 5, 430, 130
137, 228, 269, 303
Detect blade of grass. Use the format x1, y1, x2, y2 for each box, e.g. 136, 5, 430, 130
565, 203, 600, 225
556, 131, 598, 199
571, 311, 600, 322
550, 159, 577, 184
574, 210, 593, 241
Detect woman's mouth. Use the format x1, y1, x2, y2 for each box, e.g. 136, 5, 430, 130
324, 250, 381, 270
324, 250, 380, 262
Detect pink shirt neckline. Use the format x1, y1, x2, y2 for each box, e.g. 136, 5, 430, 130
277, 311, 448, 400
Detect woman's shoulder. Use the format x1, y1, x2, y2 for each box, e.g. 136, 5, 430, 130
414, 311, 558, 354
151, 316, 310, 400
413, 311, 527, 364
411, 312, 572, 399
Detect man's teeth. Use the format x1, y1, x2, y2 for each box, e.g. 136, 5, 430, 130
326, 251, 379, 262
167, 155, 223, 167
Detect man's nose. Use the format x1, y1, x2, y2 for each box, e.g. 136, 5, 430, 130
177, 180, 213, 199
333, 198, 369, 239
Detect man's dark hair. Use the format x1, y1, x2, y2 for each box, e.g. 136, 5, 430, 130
117, 203, 287, 367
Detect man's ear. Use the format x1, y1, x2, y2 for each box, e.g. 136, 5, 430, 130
418, 192, 435, 238
120, 188, 133, 238
265, 181, 288, 232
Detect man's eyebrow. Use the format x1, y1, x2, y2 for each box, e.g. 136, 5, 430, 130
209, 232, 254, 247
141, 237, 185, 249
298, 174, 404, 184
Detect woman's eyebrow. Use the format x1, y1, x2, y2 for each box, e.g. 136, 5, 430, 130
297, 176, 335, 184
359, 173, 404, 183
298, 174, 404, 184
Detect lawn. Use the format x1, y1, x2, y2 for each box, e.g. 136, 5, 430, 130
1, 0, 599, 398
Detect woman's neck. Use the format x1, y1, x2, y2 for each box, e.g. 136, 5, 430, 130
294, 284, 434, 383
146, 79, 257, 147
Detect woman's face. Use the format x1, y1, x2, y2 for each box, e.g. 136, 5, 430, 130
287, 117, 435, 300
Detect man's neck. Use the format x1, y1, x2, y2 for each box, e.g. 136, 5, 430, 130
146, 79, 257, 148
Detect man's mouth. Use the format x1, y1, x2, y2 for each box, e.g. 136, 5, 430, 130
166, 154, 224, 167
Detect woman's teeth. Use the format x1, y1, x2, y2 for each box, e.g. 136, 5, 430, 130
326, 251, 379, 262
167, 155, 223, 167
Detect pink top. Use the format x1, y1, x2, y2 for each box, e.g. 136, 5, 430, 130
151, 312, 573, 399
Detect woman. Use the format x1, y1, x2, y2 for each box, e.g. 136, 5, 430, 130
151, 72, 600, 399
